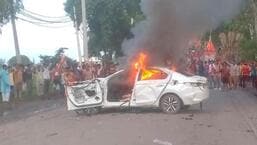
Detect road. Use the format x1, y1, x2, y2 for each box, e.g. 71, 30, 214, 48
0, 89, 257, 145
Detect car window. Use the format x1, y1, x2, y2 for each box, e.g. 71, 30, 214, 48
138, 68, 168, 81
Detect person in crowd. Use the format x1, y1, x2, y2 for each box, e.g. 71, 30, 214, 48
208, 60, 216, 89
214, 61, 222, 90
34, 66, 44, 97
241, 63, 250, 88
198, 60, 205, 76
72, 63, 82, 81
204, 61, 209, 77
82, 63, 93, 81
234, 63, 241, 89
221, 62, 230, 90
109, 63, 117, 75
51, 64, 62, 96
13, 64, 23, 104
251, 62, 257, 88
24, 64, 33, 96
8, 67, 15, 104
229, 63, 237, 89
43, 65, 51, 99
0, 64, 11, 111
96, 63, 103, 77
63, 66, 79, 84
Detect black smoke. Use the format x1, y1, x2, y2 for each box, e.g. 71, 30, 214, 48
121, 0, 245, 67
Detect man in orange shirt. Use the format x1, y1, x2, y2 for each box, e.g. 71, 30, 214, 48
241, 63, 250, 88
13, 65, 23, 105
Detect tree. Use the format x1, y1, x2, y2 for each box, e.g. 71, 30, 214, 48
0, 0, 23, 25
8, 55, 31, 66
39, 47, 75, 69
208, 1, 257, 62
64, 0, 144, 58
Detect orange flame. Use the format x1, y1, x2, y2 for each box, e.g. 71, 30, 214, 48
131, 52, 164, 81
134, 53, 147, 70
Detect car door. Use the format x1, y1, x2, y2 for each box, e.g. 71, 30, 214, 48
66, 79, 104, 110
133, 68, 170, 105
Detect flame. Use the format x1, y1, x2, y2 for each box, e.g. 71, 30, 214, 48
131, 52, 164, 81
141, 69, 162, 80
134, 53, 147, 70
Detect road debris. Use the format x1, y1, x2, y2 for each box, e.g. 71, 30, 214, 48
153, 139, 172, 145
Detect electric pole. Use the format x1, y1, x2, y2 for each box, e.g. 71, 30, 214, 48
81, 0, 88, 62
73, 6, 82, 66
10, 0, 21, 64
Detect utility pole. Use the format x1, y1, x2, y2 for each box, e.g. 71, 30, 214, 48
81, 0, 88, 61
10, 0, 21, 64
73, 6, 82, 66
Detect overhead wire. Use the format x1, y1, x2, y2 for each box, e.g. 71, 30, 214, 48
20, 11, 71, 23
22, 9, 69, 19
16, 15, 73, 28
15, 9, 74, 28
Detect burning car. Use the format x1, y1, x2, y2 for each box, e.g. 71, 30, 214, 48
65, 66, 209, 114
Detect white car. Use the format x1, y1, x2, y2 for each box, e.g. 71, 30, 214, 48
65, 67, 209, 114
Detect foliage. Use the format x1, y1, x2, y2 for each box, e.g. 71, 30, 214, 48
207, 1, 257, 61
0, 0, 23, 25
64, 0, 144, 58
39, 47, 75, 69
8, 55, 31, 66
240, 39, 257, 61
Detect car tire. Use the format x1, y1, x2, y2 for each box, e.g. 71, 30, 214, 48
160, 93, 182, 114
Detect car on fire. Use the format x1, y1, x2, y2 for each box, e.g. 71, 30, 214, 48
65, 67, 209, 114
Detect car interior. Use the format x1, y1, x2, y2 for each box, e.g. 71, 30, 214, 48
107, 70, 135, 102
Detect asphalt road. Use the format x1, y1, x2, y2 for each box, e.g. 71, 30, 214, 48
1, 89, 257, 145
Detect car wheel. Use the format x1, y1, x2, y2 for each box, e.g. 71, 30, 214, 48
160, 93, 182, 114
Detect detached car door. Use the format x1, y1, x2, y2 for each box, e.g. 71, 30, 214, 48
66, 79, 103, 110
133, 68, 170, 105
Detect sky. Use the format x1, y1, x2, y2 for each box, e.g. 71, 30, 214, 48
0, 0, 80, 63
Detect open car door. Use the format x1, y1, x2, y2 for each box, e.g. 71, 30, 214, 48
65, 79, 103, 111
133, 68, 171, 106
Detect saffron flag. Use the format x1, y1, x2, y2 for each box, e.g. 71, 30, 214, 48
205, 38, 216, 56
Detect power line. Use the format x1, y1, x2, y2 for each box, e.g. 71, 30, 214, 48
17, 16, 73, 28
19, 11, 71, 23
23, 9, 69, 19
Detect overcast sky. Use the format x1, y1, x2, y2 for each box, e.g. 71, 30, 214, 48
0, 0, 80, 63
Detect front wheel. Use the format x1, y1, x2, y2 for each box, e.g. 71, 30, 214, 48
159, 94, 182, 114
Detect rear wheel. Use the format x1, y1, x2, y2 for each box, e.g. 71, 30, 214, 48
160, 94, 182, 114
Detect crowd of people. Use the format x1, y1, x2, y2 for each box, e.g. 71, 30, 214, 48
1, 53, 256, 115
186, 59, 257, 90
0, 60, 116, 113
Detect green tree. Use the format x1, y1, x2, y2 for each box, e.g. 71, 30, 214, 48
8, 55, 31, 66
39, 47, 75, 69
0, 0, 23, 25
64, 0, 144, 58
208, 1, 257, 61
